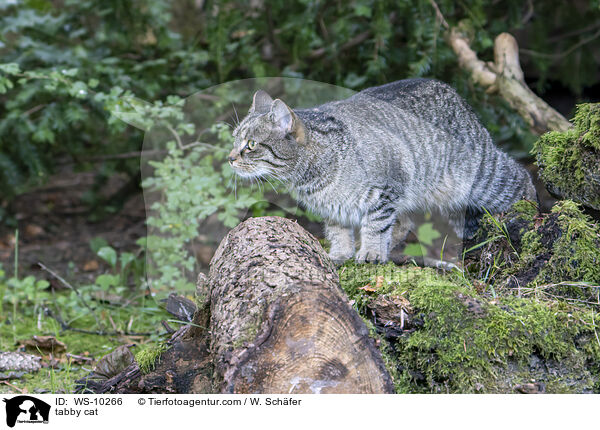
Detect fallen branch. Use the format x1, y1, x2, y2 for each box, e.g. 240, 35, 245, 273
430, 0, 572, 134
206, 217, 394, 393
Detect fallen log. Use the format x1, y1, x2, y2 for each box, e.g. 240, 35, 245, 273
203, 216, 394, 393
77, 216, 394, 394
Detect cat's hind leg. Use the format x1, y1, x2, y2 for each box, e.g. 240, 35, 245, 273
325, 223, 355, 265
448, 207, 484, 240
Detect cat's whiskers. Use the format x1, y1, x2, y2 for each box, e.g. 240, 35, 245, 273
232, 103, 240, 127
262, 175, 279, 194
257, 177, 264, 193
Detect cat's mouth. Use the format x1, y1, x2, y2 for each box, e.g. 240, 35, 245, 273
230, 161, 266, 179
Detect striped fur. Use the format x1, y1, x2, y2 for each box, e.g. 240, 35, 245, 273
229, 79, 536, 264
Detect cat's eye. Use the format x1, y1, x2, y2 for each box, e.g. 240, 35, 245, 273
246, 139, 257, 150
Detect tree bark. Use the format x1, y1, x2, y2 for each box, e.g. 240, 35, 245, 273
202, 216, 394, 393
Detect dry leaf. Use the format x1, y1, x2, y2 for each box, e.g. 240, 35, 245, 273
83, 260, 99, 271
24, 224, 44, 238
21, 336, 67, 356
359, 276, 385, 292
93, 345, 135, 380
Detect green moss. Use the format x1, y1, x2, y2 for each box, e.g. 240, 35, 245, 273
509, 199, 538, 221
338, 262, 600, 393
517, 201, 600, 301
362, 318, 402, 389
542, 201, 600, 282
471, 199, 600, 302
534, 103, 600, 209
135, 343, 169, 374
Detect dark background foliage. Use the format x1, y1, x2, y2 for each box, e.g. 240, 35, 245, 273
1, 0, 599, 214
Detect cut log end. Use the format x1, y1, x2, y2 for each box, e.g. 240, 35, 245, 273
224, 283, 392, 393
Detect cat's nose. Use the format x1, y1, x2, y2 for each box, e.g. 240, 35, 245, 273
228, 150, 239, 163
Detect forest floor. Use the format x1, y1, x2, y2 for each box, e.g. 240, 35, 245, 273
0, 168, 168, 394
0, 169, 146, 283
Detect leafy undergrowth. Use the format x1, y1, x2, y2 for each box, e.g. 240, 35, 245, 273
339, 261, 600, 393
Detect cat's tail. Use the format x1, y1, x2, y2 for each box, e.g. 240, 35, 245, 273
469, 150, 536, 216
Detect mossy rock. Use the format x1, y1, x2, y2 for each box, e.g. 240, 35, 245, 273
534, 103, 600, 210
468, 199, 600, 302
339, 262, 600, 393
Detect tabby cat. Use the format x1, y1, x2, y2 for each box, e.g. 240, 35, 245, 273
229, 79, 536, 264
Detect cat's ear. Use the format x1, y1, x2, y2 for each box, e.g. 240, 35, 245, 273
271, 99, 305, 143
250, 90, 273, 114
271, 99, 294, 130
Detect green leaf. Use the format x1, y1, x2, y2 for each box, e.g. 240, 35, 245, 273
61, 68, 78, 77
96, 273, 119, 290
0, 63, 21, 75
343, 73, 367, 89
0, 77, 13, 93
97, 246, 118, 268
416, 222, 441, 246
353, 4, 371, 17
120, 252, 136, 269
403, 243, 425, 257
89, 237, 109, 254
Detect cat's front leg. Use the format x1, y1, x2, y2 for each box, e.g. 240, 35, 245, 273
356, 210, 397, 264
325, 223, 355, 265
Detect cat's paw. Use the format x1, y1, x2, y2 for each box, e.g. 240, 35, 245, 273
355, 249, 387, 264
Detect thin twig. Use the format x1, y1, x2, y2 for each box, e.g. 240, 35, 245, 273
520, 27, 600, 61
23, 104, 47, 117
79, 149, 167, 162
1, 380, 25, 393
429, 0, 449, 30
521, 0, 534, 25
44, 307, 154, 337
38, 262, 102, 328
548, 21, 600, 43
181, 140, 222, 151
66, 353, 94, 362
165, 124, 184, 150
308, 30, 372, 59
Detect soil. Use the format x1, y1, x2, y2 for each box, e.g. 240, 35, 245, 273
0, 168, 147, 286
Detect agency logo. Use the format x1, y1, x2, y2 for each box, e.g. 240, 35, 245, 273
3, 396, 50, 428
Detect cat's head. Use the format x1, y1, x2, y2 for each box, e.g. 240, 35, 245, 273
229, 90, 305, 180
